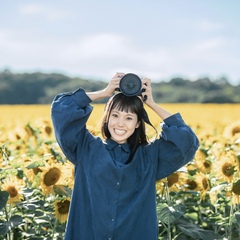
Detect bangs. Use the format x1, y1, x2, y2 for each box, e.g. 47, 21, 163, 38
110, 94, 142, 114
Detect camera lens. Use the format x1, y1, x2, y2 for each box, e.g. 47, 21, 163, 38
119, 73, 142, 96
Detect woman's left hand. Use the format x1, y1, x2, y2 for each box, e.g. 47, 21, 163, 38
141, 77, 154, 106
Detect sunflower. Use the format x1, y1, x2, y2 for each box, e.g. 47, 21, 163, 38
167, 172, 187, 191
54, 198, 71, 224
24, 156, 44, 184
1, 176, 25, 204
156, 172, 186, 195
231, 179, 240, 204
35, 119, 53, 138
223, 120, 240, 142
214, 150, 238, 183
39, 160, 71, 196
64, 161, 75, 189
184, 178, 200, 191
156, 180, 164, 195
195, 172, 211, 200
7, 125, 28, 141
194, 149, 212, 174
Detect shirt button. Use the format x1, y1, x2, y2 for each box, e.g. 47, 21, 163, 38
111, 218, 115, 222
116, 182, 120, 186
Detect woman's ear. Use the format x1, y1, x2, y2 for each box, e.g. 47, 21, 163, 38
136, 121, 141, 129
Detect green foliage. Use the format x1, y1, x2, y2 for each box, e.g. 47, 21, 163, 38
0, 69, 240, 104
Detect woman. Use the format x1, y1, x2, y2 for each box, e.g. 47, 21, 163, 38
51, 72, 199, 240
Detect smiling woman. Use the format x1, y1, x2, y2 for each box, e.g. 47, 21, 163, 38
50, 73, 199, 240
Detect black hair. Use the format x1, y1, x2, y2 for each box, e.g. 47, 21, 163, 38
101, 93, 148, 163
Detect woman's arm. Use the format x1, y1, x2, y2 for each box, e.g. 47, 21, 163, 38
141, 77, 172, 120
86, 72, 124, 101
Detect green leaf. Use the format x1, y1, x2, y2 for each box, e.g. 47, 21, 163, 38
0, 215, 22, 236
178, 224, 219, 240
0, 191, 9, 210
31, 172, 42, 188
177, 219, 221, 239
157, 203, 185, 224
26, 161, 44, 169
235, 212, 240, 224
53, 185, 72, 196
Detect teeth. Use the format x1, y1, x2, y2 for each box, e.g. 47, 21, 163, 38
114, 129, 126, 135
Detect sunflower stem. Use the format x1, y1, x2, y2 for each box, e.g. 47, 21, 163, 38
4, 206, 9, 222
164, 178, 172, 240
1, 144, 10, 166
4, 206, 11, 240
228, 198, 234, 240
51, 217, 58, 240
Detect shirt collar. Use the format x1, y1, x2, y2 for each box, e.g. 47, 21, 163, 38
104, 139, 130, 153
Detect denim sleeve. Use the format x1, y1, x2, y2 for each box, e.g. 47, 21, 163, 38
51, 88, 95, 164
150, 113, 199, 180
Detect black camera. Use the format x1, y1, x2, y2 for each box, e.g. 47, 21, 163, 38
118, 73, 143, 97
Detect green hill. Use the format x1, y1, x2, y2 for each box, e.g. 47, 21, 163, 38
0, 69, 239, 104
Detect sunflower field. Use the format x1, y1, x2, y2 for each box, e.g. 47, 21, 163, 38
0, 104, 240, 240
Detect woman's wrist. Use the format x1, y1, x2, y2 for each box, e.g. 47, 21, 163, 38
148, 102, 172, 120
86, 89, 112, 101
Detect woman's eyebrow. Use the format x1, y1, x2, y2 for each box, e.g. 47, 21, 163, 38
112, 109, 135, 116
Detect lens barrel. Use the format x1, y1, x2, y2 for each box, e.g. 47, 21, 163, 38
119, 73, 142, 96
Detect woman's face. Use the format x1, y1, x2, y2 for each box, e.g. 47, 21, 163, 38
108, 109, 140, 144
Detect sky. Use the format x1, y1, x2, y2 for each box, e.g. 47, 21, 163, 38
0, 0, 240, 84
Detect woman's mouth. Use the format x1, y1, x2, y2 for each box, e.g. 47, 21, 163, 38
114, 129, 126, 135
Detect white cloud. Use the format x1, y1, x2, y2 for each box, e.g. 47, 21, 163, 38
18, 3, 70, 20
0, 28, 239, 83
194, 37, 226, 52
198, 19, 225, 32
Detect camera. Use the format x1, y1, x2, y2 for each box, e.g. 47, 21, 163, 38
118, 73, 143, 97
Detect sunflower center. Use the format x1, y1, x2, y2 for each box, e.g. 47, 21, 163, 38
44, 168, 61, 186
186, 179, 198, 190
44, 126, 52, 135
203, 161, 211, 169
167, 173, 179, 187
232, 180, 240, 195
7, 186, 18, 198
57, 200, 70, 214
232, 126, 240, 136
202, 178, 209, 190
222, 163, 235, 177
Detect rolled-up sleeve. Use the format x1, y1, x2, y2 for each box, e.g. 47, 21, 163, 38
151, 113, 199, 180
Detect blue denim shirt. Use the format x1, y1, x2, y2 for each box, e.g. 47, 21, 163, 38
51, 88, 199, 240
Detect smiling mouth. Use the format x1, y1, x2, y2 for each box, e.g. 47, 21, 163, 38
114, 129, 126, 135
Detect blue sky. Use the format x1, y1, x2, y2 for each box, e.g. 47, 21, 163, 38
0, 0, 239, 84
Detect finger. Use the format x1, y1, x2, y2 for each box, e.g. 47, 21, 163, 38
142, 77, 151, 86
114, 72, 125, 78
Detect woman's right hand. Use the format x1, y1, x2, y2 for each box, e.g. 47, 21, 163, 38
104, 72, 125, 96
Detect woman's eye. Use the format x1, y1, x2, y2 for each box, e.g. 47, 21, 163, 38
126, 117, 133, 121
112, 113, 118, 118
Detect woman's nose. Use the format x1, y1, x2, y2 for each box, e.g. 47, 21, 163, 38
117, 118, 124, 126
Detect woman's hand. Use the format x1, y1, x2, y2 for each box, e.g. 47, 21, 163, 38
104, 72, 125, 97
87, 72, 125, 101
141, 77, 155, 106
141, 77, 172, 120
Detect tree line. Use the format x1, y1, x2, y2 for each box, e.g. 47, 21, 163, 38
0, 69, 240, 104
